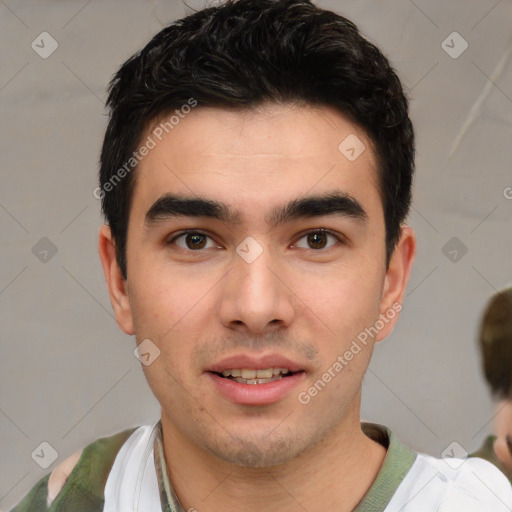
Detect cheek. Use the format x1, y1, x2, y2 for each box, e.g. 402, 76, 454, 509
136, 320, 198, 415
128, 283, 189, 397
299, 263, 382, 333
129, 273, 210, 371
129, 263, 199, 338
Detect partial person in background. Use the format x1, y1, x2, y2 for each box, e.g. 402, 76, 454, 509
471, 286, 512, 482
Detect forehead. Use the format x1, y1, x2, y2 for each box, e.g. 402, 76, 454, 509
130, 102, 381, 226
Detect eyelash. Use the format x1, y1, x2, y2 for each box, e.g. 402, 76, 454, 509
166, 228, 345, 252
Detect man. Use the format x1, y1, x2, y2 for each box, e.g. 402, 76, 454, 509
10, 0, 512, 510
470, 286, 512, 482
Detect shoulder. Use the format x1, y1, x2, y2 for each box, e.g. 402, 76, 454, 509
390, 452, 512, 511
420, 451, 510, 486
9, 426, 140, 512
47, 448, 84, 506
47, 426, 139, 506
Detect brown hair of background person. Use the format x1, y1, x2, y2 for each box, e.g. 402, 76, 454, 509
471, 286, 512, 481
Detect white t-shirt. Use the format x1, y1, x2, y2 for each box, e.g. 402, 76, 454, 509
385, 452, 512, 511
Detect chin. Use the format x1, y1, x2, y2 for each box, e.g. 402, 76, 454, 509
208, 440, 299, 468
200, 425, 324, 469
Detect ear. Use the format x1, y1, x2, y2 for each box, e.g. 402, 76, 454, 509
97, 224, 135, 335
375, 226, 416, 342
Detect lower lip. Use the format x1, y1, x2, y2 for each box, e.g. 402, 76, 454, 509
207, 372, 305, 406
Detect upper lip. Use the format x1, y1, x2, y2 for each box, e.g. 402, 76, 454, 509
206, 353, 305, 373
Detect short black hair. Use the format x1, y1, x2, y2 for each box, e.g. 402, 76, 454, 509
99, 0, 415, 280
478, 287, 512, 399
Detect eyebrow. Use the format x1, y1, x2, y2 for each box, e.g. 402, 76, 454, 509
144, 190, 368, 228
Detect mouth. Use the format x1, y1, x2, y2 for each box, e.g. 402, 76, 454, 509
212, 367, 299, 385
205, 355, 306, 405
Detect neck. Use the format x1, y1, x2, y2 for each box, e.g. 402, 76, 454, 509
493, 399, 512, 473
160, 399, 386, 512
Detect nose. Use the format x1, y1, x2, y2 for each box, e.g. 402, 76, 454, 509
218, 239, 295, 335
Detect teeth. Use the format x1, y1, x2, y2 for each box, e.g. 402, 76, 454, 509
220, 367, 291, 378
234, 376, 281, 385
241, 369, 256, 379
256, 368, 273, 378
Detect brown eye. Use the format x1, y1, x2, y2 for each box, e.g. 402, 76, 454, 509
295, 229, 341, 250
184, 233, 207, 249
168, 231, 215, 251
307, 231, 328, 249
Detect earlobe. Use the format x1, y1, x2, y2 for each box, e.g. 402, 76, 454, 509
375, 226, 416, 342
97, 224, 135, 335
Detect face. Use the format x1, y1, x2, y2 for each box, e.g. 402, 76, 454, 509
99, 102, 415, 468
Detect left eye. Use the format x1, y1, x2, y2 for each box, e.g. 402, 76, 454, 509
168, 229, 341, 251
294, 229, 341, 250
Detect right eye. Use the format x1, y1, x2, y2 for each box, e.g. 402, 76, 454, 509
166, 230, 221, 251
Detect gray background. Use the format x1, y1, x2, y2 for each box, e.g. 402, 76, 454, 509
1, 0, 511, 509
